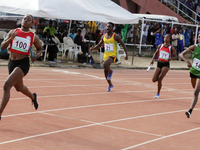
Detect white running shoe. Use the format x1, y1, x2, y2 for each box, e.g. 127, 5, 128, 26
155, 93, 159, 98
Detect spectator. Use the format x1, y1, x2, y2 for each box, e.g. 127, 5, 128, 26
196, 3, 200, 20
42, 29, 59, 61
142, 21, 149, 45
43, 20, 57, 36
68, 28, 76, 40
74, 28, 87, 54
146, 25, 154, 47
88, 21, 97, 40
153, 28, 164, 51
177, 29, 185, 60
172, 30, 178, 52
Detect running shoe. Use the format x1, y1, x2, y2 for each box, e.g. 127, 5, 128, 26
107, 85, 114, 92
185, 111, 191, 118
107, 70, 113, 80
154, 93, 160, 98
32, 93, 39, 110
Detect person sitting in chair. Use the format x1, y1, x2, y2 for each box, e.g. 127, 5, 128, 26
74, 28, 87, 54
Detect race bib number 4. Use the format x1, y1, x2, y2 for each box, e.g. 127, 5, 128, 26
12, 36, 30, 52
192, 58, 200, 71
159, 50, 169, 60
105, 44, 113, 52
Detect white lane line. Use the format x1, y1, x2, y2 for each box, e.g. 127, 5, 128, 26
0, 123, 97, 145
52, 70, 104, 79
41, 112, 163, 137
0, 108, 195, 145
121, 127, 200, 150
3, 96, 194, 119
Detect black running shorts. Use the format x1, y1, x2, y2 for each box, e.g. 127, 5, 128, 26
8, 57, 30, 76
157, 61, 170, 69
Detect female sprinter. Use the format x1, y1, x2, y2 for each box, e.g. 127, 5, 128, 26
150, 34, 177, 98
0, 14, 43, 120
179, 34, 200, 118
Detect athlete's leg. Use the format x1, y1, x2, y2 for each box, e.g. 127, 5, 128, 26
152, 67, 161, 82
190, 78, 200, 110
103, 57, 113, 73
14, 79, 34, 100
0, 67, 24, 117
103, 57, 114, 91
156, 67, 169, 95
104, 69, 112, 86
191, 77, 197, 89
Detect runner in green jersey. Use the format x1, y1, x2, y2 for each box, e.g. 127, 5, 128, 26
179, 34, 200, 118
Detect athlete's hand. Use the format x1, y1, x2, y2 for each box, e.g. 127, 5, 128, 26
31, 55, 37, 62
150, 60, 154, 65
89, 46, 94, 52
187, 61, 192, 68
124, 55, 128, 60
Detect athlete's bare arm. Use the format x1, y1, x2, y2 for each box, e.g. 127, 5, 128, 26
114, 34, 128, 60
90, 34, 104, 51
32, 35, 43, 61
169, 46, 177, 61
1, 30, 15, 50
150, 44, 161, 65
179, 45, 195, 68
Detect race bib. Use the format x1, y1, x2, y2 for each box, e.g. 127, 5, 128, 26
11, 36, 30, 52
105, 44, 113, 52
159, 50, 169, 60
192, 58, 200, 71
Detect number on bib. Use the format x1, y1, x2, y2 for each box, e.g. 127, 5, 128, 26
192, 58, 200, 71
12, 36, 30, 52
105, 44, 113, 52
159, 50, 169, 60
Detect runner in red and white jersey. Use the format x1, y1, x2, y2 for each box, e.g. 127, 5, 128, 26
150, 34, 177, 98
0, 14, 43, 121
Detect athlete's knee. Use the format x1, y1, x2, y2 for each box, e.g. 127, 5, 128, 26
14, 85, 24, 92
152, 78, 157, 82
3, 81, 12, 92
194, 89, 200, 96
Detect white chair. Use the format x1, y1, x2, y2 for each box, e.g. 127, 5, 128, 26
53, 36, 65, 60
0, 31, 7, 39
63, 37, 82, 61
117, 44, 126, 63
81, 29, 86, 38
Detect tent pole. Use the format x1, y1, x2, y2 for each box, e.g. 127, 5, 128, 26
139, 18, 144, 56
68, 20, 72, 35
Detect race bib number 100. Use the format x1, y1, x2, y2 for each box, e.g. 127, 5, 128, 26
12, 36, 30, 52
192, 58, 200, 71
159, 50, 169, 60
105, 44, 113, 52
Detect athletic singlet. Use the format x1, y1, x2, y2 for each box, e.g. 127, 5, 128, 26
10, 28, 35, 55
158, 44, 171, 62
103, 32, 117, 61
190, 44, 200, 76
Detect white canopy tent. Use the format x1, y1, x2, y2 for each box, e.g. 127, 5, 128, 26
0, 0, 138, 24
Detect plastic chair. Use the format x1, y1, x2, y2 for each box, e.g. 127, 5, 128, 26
0, 31, 7, 39
63, 37, 82, 61
117, 45, 126, 63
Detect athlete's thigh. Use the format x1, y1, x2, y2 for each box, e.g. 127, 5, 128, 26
152, 67, 161, 81
103, 57, 113, 66
159, 67, 169, 80
5, 67, 24, 89
191, 78, 197, 89
194, 79, 200, 93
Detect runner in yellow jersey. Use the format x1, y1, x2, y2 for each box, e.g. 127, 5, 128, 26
90, 22, 128, 92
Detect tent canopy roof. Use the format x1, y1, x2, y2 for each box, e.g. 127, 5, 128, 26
0, 0, 138, 24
